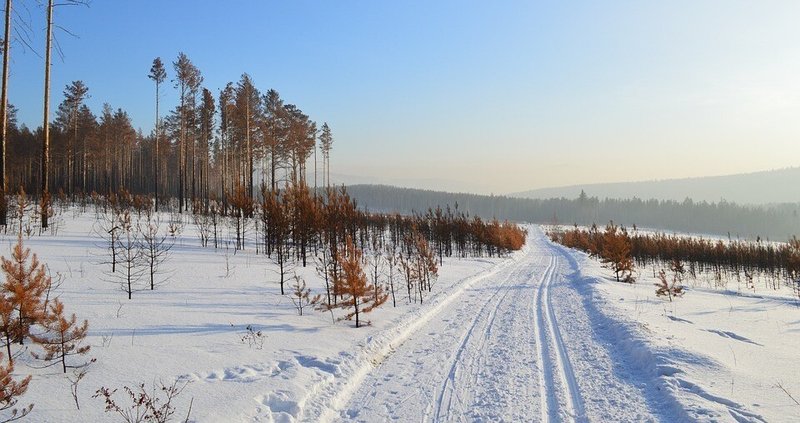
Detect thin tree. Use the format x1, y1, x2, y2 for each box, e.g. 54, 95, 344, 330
95, 195, 123, 274
113, 210, 144, 299
368, 234, 385, 303
0, 352, 32, 422
263, 189, 291, 293
58, 80, 88, 195
218, 83, 235, 204
198, 87, 215, 204
263, 89, 286, 192
0, 0, 11, 227
234, 73, 259, 199
315, 237, 336, 308
288, 274, 320, 316
384, 241, 399, 307
333, 237, 388, 328
148, 58, 167, 212
600, 222, 635, 283
0, 235, 48, 360
37, 0, 90, 218
138, 210, 172, 290
319, 123, 333, 188
30, 299, 91, 373
40, 0, 53, 229
173, 53, 202, 213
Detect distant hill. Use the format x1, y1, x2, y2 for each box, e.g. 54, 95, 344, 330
345, 184, 800, 241
512, 167, 800, 205
326, 171, 494, 194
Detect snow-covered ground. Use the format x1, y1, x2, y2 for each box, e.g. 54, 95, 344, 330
5, 211, 799, 422
3, 209, 508, 422
567, 244, 800, 422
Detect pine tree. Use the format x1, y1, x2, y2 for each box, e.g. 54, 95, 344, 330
318, 123, 333, 188
76, 104, 96, 195
234, 74, 260, 199
0, 292, 14, 363
173, 53, 202, 213
217, 83, 235, 204
148, 57, 167, 212
600, 222, 634, 282
288, 274, 320, 316
283, 105, 314, 186
0, 235, 48, 358
263, 89, 287, 191
0, 352, 32, 421
198, 88, 215, 204
334, 237, 388, 328
55, 80, 89, 196
228, 184, 254, 251
262, 188, 291, 293
30, 299, 91, 373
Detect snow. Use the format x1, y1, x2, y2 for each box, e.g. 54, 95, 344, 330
5, 210, 799, 422
3, 209, 504, 422
336, 229, 658, 422
565, 243, 800, 422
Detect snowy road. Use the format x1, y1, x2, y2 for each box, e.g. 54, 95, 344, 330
333, 230, 657, 422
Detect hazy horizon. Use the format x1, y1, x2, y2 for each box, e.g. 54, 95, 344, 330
332, 164, 800, 197
7, 1, 800, 194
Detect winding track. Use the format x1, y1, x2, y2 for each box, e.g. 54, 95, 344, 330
334, 231, 593, 422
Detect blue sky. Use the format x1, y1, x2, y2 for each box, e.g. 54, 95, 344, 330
6, 1, 800, 194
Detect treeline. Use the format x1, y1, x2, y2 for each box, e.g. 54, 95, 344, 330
549, 224, 800, 295
345, 185, 800, 240
118, 184, 526, 264
3, 53, 334, 224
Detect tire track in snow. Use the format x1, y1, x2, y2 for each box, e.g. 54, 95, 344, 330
314, 245, 528, 422
336, 242, 546, 422
430, 261, 533, 421
534, 250, 587, 422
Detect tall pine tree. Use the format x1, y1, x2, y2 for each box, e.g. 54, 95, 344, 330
148, 57, 167, 211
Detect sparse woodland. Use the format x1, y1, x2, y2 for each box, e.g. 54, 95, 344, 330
0, 38, 527, 419
550, 223, 800, 300
0, 183, 526, 421
0, 2, 797, 422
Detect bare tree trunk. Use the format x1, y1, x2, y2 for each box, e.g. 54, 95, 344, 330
271, 145, 277, 192
246, 98, 253, 200
72, 104, 78, 196
41, 0, 53, 229
221, 123, 226, 209
0, 0, 11, 226
154, 80, 160, 212
191, 128, 196, 206
82, 137, 87, 195
313, 142, 317, 196
179, 85, 185, 213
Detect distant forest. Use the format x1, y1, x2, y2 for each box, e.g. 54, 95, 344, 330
346, 185, 800, 241
513, 167, 800, 205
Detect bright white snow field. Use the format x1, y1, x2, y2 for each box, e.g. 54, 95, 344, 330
5, 210, 799, 422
